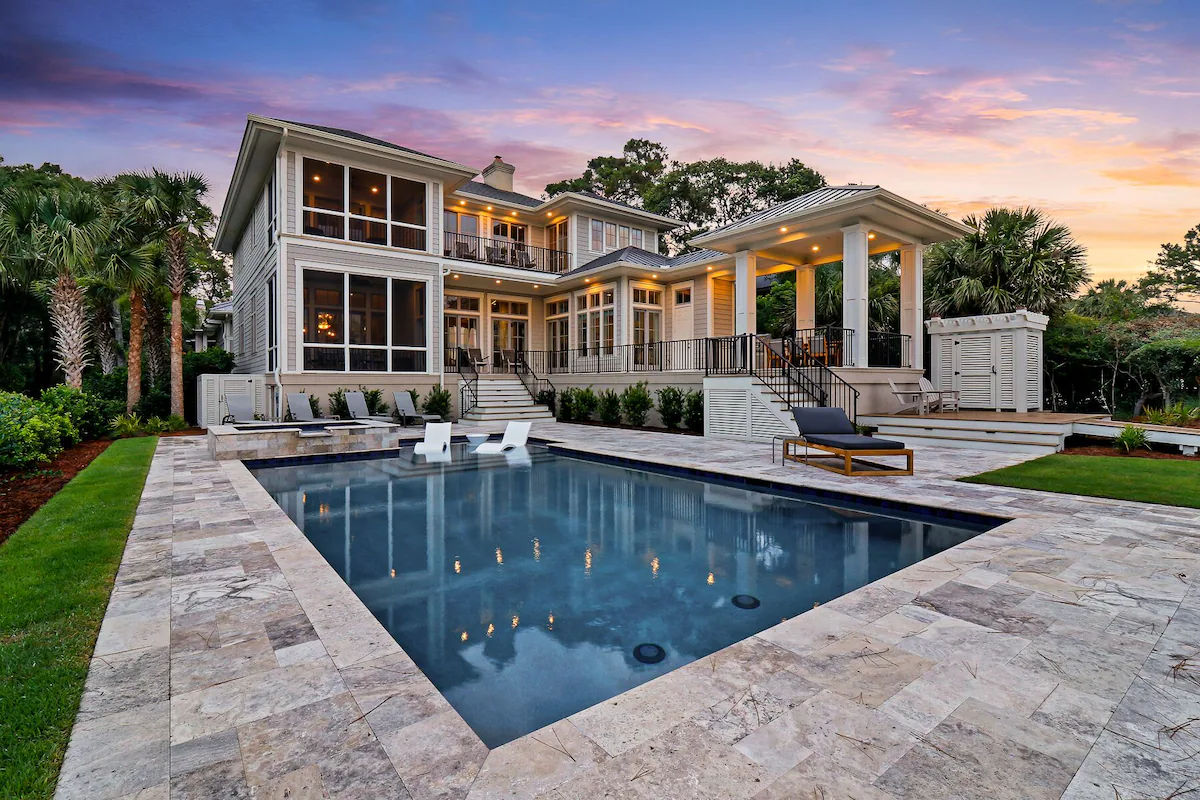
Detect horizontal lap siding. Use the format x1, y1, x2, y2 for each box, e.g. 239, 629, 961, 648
232, 181, 275, 374
712, 278, 734, 337
694, 277, 710, 338
286, 152, 296, 234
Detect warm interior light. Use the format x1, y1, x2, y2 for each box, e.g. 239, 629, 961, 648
811, 245, 820, 251
486, 205, 493, 211
371, 187, 378, 193
495, 279, 501, 284
459, 200, 466, 205
584, 278, 591, 283
706, 266, 713, 271
546, 211, 553, 217
651, 273, 658, 279
533, 284, 539, 288
780, 227, 787, 233
317, 313, 332, 332
453, 274, 460, 279
868, 232, 876, 240
312, 175, 321, 182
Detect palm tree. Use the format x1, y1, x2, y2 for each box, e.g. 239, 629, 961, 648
925, 207, 1089, 318
117, 170, 210, 418
0, 187, 106, 388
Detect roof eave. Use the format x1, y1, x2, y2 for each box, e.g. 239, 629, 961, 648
214, 118, 282, 253
538, 193, 684, 229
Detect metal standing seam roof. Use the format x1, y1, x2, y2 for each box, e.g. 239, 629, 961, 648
559, 246, 726, 277
698, 185, 880, 240
454, 181, 543, 208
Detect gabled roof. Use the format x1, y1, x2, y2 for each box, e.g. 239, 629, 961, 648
455, 181, 542, 208
274, 119, 444, 161
698, 186, 878, 240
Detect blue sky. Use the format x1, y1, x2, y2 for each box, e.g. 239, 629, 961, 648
2, 0, 1198, 280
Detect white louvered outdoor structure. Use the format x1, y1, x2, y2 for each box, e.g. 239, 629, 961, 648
198, 373, 268, 428
927, 311, 1047, 412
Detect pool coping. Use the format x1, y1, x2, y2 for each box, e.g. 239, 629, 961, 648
55, 430, 1200, 799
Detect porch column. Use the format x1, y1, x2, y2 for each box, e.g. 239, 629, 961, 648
842, 224, 870, 367
734, 250, 757, 335
900, 244, 924, 370
795, 266, 815, 331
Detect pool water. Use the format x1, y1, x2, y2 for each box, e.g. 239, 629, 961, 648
252, 445, 989, 747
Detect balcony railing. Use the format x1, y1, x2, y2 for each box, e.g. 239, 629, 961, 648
786, 327, 911, 368
443, 232, 570, 274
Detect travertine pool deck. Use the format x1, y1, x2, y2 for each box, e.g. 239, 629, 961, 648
56, 423, 1200, 799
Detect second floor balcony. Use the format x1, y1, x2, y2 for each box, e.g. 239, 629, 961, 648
443, 231, 570, 274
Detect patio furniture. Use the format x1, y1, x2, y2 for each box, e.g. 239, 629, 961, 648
920, 377, 960, 413
466, 348, 490, 373
221, 394, 256, 424
495, 349, 517, 373
783, 407, 913, 476
888, 379, 928, 415
345, 391, 393, 422
475, 421, 532, 454
393, 391, 442, 426
285, 392, 318, 422
455, 241, 477, 261
515, 250, 536, 270
486, 246, 507, 265
413, 422, 452, 458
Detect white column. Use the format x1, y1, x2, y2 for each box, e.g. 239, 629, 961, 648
734, 250, 757, 336
795, 266, 815, 331
900, 244, 924, 370
842, 224, 870, 367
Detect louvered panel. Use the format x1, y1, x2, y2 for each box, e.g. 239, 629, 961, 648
936, 338, 955, 392
706, 390, 747, 438
750, 393, 794, 440
957, 335, 995, 407
1026, 334, 1042, 409
998, 333, 1015, 406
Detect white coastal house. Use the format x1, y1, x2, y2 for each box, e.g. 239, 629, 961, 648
213, 115, 971, 430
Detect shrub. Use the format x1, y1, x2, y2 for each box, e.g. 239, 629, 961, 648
598, 389, 622, 424
39, 385, 120, 441
134, 385, 170, 419
620, 382, 654, 427
143, 416, 170, 435
166, 414, 189, 432
0, 392, 79, 469
83, 367, 128, 405
656, 386, 685, 429
423, 384, 453, 420
328, 388, 350, 419
360, 386, 389, 415
557, 387, 578, 421
683, 389, 704, 432
111, 413, 145, 438
536, 389, 556, 414
574, 387, 598, 421
1113, 424, 1149, 454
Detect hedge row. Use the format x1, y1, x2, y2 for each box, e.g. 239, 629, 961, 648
555, 382, 703, 432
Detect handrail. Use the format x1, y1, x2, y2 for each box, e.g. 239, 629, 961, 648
713, 335, 859, 423
443, 231, 571, 274
455, 347, 479, 415
515, 352, 556, 411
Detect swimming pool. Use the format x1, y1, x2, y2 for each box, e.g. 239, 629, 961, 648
251, 444, 993, 747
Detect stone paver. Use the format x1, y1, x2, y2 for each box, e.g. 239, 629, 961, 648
54, 425, 1200, 799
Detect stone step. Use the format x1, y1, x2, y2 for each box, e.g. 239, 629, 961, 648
872, 423, 1064, 447
877, 431, 1059, 455
461, 406, 555, 421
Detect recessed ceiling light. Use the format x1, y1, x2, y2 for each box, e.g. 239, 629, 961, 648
371, 187, 378, 193
312, 175, 321, 182
459, 200, 465, 205
495, 279, 501, 284
453, 274, 460, 279
651, 273, 658, 278
811, 245, 820, 251
780, 227, 787, 233
533, 284, 539, 288
868, 232, 876, 240
584, 278, 590, 283
706, 266, 713, 271
546, 212, 553, 217
486, 206, 493, 211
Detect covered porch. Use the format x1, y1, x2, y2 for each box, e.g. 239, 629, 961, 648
690, 185, 974, 372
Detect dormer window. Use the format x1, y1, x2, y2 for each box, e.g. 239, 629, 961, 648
302, 158, 427, 252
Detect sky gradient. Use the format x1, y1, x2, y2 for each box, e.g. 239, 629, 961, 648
2, 0, 1198, 284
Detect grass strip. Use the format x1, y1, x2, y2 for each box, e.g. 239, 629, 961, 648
0, 437, 158, 799
960, 453, 1200, 509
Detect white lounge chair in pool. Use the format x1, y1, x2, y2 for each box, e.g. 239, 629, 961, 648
286, 393, 317, 422
222, 394, 256, 424
393, 391, 442, 426
345, 391, 393, 422
414, 422, 453, 459
475, 421, 532, 454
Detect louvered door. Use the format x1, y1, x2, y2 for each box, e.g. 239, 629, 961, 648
954, 334, 997, 409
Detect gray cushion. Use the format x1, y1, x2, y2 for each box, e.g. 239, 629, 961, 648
791, 407, 855, 435
802, 433, 906, 451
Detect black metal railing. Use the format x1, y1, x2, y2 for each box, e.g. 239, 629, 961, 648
454, 347, 479, 414
867, 331, 912, 368
443, 232, 571, 274
791, 327, 854, 367
515, 352, 556, 412
706, 335, 859, 422
522, 337, 712, 375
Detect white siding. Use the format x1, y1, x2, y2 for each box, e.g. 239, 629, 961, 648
232, 174, 278, 374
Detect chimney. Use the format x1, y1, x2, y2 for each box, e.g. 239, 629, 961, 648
481, 156, 515, 193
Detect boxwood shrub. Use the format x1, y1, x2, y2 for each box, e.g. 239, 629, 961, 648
0, 392, 79, 469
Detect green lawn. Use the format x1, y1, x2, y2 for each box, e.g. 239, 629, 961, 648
0, 437, 157, 800
961, 453, 1200, 508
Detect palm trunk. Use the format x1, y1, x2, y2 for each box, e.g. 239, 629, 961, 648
49, 272, 90, 389
127, 288, 145, 412
145, 294, 168, 386
168, 229, 187, 419
92, 301, 119, 374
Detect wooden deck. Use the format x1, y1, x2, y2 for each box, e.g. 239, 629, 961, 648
867, 410, 1106, 424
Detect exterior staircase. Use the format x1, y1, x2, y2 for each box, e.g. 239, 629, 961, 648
857, 414, 1070, 455
460, 375, 555, 422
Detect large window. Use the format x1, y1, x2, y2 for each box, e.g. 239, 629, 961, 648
604, 222, 617, 250
632, 283, 662, 365
574, 286, 614, 355
631, 229, 644, 250
302, 158, 427, 252
590, 219, 603, 251
618, 225, 630, 248
302, 268, 428, 372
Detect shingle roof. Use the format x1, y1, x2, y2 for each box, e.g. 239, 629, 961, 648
698, 185, 879, 240
560, 246, 726, 277
454, 181, 542, 208
275, 119, 447, 162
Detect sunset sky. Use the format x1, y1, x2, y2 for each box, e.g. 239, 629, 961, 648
2, 0, 1198, 284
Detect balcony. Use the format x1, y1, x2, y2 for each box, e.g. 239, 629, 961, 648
443, 232, 570, 274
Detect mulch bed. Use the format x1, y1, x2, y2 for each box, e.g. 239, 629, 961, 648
1062, 444, 1198, 462
0, 439, 112, 547
160, 428, 205, 437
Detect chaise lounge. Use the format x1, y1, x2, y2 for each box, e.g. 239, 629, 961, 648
784, 407, 913, 476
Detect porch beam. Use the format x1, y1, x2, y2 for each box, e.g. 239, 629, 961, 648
842, 224, 870, 367
900, 244, 924, 370
734, 250, 757, 335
